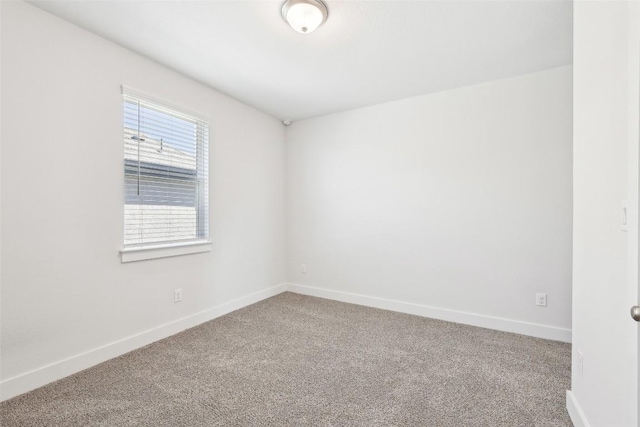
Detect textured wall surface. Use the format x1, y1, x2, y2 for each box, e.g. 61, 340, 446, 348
286, 66, 572, 334
1, 0, 286, 389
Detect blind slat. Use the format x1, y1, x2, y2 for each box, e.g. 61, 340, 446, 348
123, 87, 210, 124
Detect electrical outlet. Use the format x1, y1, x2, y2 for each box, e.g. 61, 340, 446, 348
536, 293, 547, 307
174, 288, 183, 303
576, 350, 584, 378
301, 264, 307, 274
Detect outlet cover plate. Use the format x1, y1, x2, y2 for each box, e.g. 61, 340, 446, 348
536, 293, 547, 307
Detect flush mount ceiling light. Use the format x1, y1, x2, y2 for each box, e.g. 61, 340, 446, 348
281, 0, 328, 34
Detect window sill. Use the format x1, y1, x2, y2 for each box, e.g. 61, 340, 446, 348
120, 240, 212, 263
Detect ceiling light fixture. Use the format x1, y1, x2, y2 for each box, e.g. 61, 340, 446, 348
281, 0, 328, 34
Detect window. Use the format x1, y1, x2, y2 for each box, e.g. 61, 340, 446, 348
121, 88, 210, 261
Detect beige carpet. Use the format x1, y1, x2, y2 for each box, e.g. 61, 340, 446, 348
0, 292, 572, 426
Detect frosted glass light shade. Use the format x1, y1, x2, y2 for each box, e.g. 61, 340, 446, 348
282, 0, 328, 34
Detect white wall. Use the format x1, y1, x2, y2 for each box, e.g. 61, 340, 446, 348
569, 1, 639, 426
0, 1, 286, 399
286, 66, 573, 339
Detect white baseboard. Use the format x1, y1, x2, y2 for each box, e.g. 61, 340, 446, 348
1, 282, 572, 402
286, 283, 572, 343
0, 283, 287, 402
566, 390, 591, 427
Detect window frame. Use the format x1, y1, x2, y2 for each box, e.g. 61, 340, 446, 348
120, 87, 211, 262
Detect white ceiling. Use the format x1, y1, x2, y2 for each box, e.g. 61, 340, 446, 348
29, 0, 572, 121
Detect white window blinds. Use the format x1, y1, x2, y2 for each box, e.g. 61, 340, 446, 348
122, 88, 209, 248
